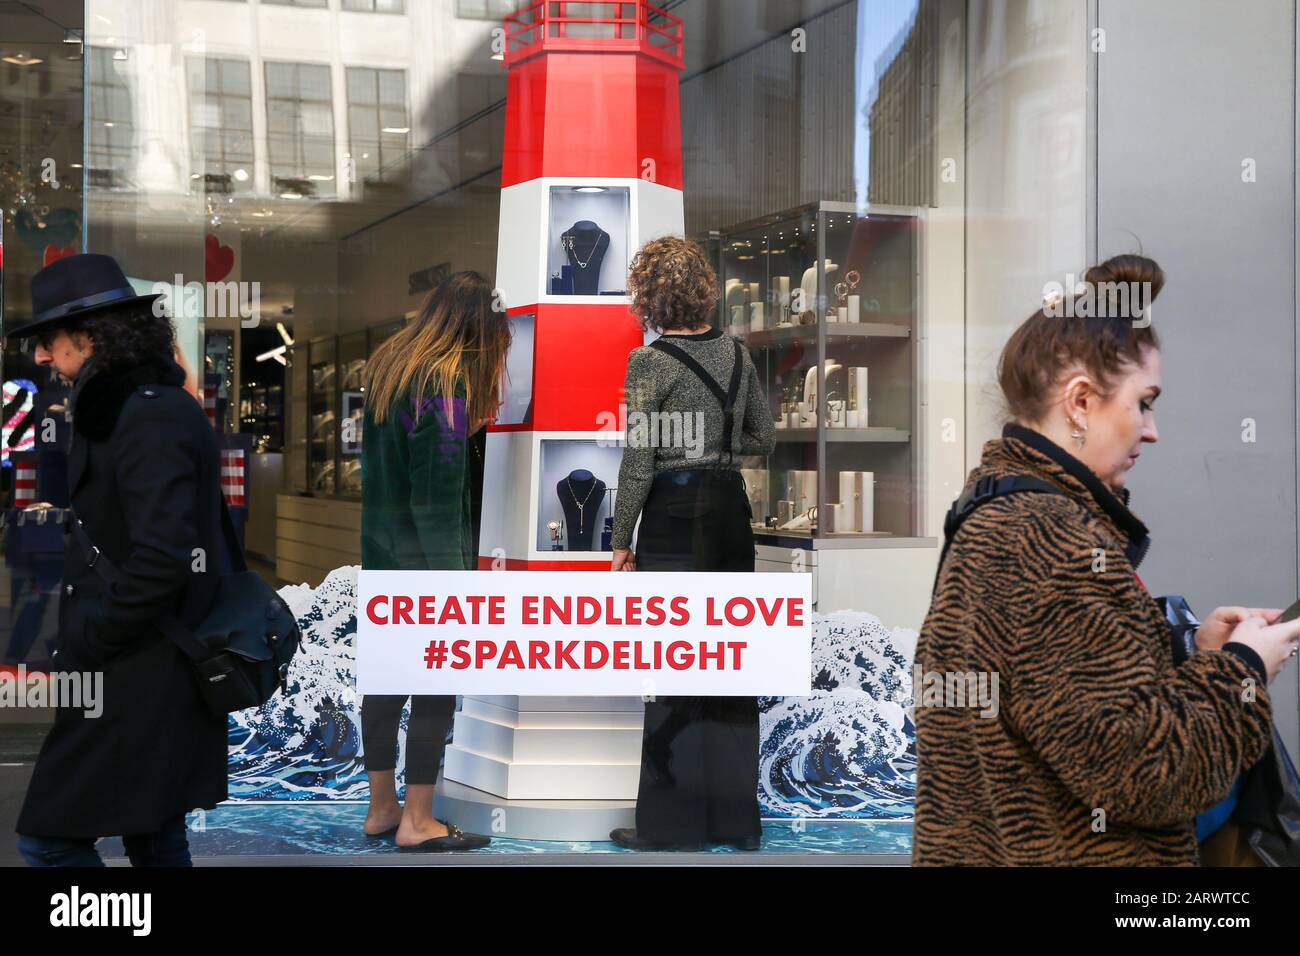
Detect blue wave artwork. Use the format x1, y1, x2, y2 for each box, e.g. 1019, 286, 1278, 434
230, 568, 917, 820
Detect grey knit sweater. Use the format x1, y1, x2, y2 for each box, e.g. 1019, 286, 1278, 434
612, 327, 776, 550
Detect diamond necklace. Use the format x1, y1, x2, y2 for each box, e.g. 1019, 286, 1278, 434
565, 476, 598, 534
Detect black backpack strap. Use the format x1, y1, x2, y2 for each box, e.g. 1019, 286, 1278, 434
647, 337, 745, 465
932, 475, 1063, 593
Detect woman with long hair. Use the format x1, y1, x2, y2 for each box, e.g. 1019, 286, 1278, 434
913, 255, 1300, 865
359, 270, 510, 852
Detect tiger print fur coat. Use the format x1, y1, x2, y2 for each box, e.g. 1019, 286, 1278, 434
912, 424, 1273, 866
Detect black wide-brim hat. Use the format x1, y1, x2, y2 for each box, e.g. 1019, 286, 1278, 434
11, 252, 162, 338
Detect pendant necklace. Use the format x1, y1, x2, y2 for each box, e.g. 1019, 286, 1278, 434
564, 232, 606, 270
566, 477, 598, 534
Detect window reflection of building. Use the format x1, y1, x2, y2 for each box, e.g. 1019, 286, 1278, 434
264, 0, 329, 8
456, 0, 516, 20
346, 68, 409, 185
343, 0, 405, 11
189, 58, 255, 195
265, 61, 336, 199
86, 47, 133, 188
866, 0, 938, 207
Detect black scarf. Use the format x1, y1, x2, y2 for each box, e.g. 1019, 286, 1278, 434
1002, 423, 1152, 570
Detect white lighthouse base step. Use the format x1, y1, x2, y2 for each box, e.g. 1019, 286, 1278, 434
452, 712, 642, 764
432, 771, 635, 842
444, 744, 640, 800
461, 696, 643, 730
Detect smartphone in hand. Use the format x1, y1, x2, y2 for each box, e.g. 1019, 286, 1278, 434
1277, 599, 1300, 624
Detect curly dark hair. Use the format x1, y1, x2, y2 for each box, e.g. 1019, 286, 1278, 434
64, 299, 177, 373
627, 236, 720, 333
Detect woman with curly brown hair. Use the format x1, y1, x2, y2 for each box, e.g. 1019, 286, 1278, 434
608, 236, 776, 851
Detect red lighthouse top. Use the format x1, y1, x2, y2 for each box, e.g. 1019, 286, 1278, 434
503, 0, 684, 69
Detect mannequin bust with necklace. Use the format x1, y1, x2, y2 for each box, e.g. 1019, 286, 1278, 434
560, 220, 609, 295
557, 468, 606, 551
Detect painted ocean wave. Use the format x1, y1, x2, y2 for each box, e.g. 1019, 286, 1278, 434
759, 611, 917, 819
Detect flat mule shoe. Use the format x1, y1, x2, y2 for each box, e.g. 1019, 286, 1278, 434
397, 820, 490, 852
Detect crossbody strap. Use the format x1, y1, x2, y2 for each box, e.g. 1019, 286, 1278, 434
70, 494, 246, 662
648, 337, 744, 465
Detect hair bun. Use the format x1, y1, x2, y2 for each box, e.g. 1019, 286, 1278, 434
1083, 254, 1164, 303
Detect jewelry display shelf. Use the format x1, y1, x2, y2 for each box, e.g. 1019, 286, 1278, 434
773, 427, 911, 443
745, 322, 909, 349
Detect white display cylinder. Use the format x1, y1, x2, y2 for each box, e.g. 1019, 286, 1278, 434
838, 471, 875, 533
849, 366, 869, 426
847, 294, 861, 323
749, 302, 765, 331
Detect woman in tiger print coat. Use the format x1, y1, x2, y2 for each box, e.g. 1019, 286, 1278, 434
913, 256, 1300, 866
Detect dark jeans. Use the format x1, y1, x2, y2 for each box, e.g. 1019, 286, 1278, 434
361, 695, 457, 786
17, 815, 192, 867
633, 469, 762, 844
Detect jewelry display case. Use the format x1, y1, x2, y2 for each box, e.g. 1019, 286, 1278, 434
546, 184, 631, 297
719, 200, 922, 544
534, 437, 622, 554
308, 338, 338, 495
292, 318, 404, 499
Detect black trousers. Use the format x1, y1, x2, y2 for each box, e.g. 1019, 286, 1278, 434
633, 469, 761, 844
361, 695, 456, 786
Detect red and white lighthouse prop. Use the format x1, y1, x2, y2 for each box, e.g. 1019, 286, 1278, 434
437, 1, 686, 839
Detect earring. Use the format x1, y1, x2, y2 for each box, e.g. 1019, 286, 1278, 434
1069, 417, 1087, 449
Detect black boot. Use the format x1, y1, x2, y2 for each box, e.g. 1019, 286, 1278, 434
609, 828, 704, 851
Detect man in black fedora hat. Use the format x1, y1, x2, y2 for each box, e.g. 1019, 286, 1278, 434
10, 253, 230, 866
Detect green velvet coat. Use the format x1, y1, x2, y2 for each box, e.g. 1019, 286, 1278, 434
361, 379, 473, 571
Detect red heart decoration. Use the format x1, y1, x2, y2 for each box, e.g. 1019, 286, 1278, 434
43, 244, 76, 267
205, 233, 235, 283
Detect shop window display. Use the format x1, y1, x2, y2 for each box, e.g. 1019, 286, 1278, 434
721, 201, 920, 540
533, 438, 624, 554
497, 311, 535, 426
546, 185, 630, 297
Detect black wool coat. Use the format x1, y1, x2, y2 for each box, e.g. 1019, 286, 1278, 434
16, 356, 230, 838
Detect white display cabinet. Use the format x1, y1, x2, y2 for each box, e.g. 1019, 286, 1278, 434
546, 184, 631, 296
720, 200, 923, 542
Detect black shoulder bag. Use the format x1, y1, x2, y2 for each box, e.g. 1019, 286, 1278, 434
71, 498, 301, 717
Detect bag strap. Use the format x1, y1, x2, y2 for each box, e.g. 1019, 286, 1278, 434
648, 337, 745, 465
931, 475, 1064, 593
70, 494, 247, 662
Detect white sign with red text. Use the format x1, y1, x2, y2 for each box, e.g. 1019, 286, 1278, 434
356, 570, 812, 696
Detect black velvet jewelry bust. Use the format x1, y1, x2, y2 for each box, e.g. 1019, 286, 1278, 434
560, 220, 609, 295
557, 468, 606, 551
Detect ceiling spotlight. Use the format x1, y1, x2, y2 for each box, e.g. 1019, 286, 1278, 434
574, 186, 607, 193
